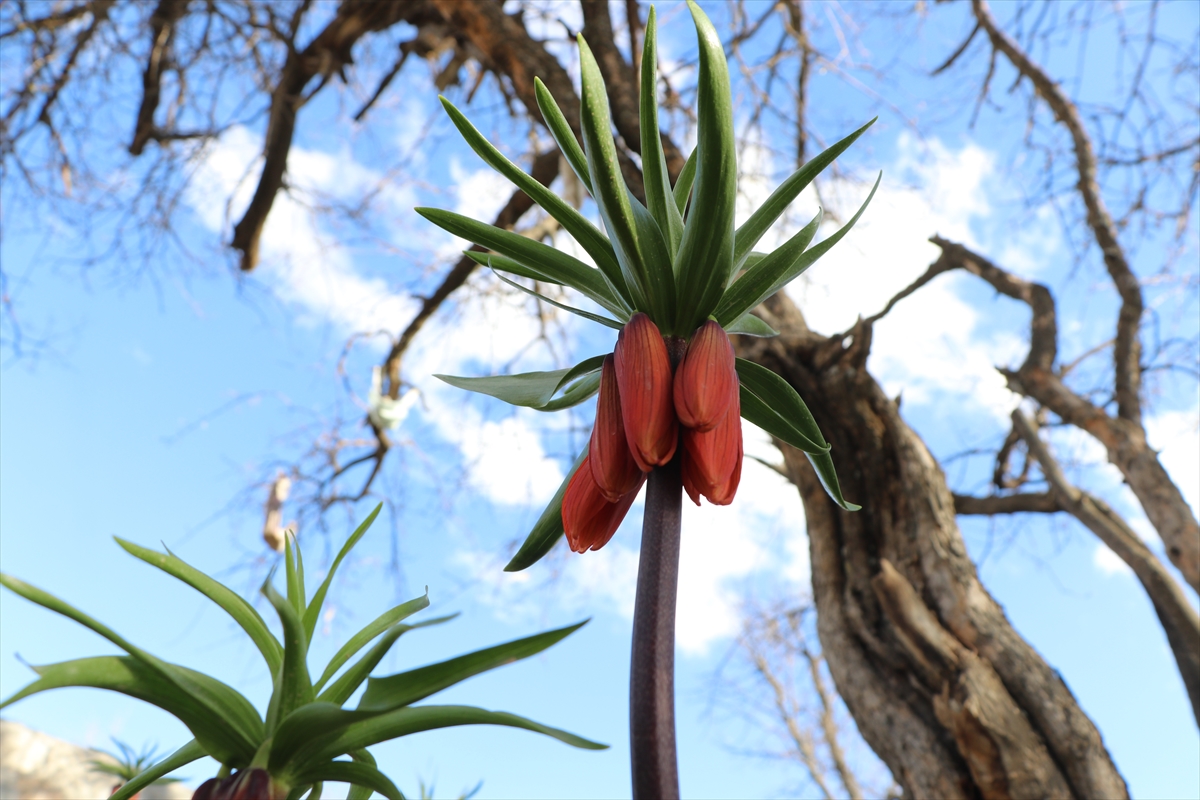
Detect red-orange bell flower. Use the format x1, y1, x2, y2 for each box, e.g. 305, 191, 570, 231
680, 390, 743, 506
674, 320, 737, 432
563, 455, 646, 552
614, 313, 677, 472
589, 354, 643, 502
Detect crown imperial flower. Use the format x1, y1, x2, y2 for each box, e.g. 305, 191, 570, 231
589, 354, 643, 502
681, 389, 743, 506
193, 768, 278, 800
564, 455, 646, 552
674, 320, 737, 432
615, 313, 678, 472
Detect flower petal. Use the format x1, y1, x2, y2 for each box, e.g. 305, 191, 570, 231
674, 320, 737, 432
564, 455, 646, 552
590, 355, 643, 502
680, 393, 742, 505
615, 313, 678, 471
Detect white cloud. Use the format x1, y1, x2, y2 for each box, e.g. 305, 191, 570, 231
1093, 542, 1133, 577
1146, 408, 1200, 516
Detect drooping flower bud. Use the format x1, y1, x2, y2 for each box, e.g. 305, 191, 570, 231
589, 354, 642, 502
673, 320, 737, 432
680, 393, 743, 506
614, 313, 677, 471
563, 455, 646, 552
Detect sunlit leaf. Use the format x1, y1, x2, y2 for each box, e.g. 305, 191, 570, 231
533, 77, 592, 195
441, 96, 628, 304
116, 539, 282, 676
806, 449, 862, 512
263, 574, 315, 735
673, 147, 696, 216
716, 174, 880, 325
318, 615, 457, 707
109, 739, 205, 800
313, 591, 430, 693
358, 622, 587, 712
714, 210, 822, 325
415, 208, 627, 317
734, 118, 875, 269
639, 7, 684, 257
493, 269, 624, 329
294, 761, 406, 800
464, 250, 562, 285
303, 503, 383, 643
725, 311, 779, 337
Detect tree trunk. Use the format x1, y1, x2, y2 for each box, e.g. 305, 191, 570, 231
735, 293, 1129, 800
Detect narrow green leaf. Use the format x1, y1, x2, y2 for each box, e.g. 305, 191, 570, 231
577, 35, 675, 326
415, 208, 627, 317
463, 250, 562, 284
295, 761, 406, 800
116, 539, 283, 676
739, 384, 828, 455
263, 575, 315, 735
346, 750, 380, 800
806, 450, 862, 511
537, 370, 601, 412
441, 96, 631, 307
673, 147, 697, 215
503, 447, 586, 571
316, 705, 608, 762
313, 591, 430, 693
734, 117, 875, 269
736, 358, 829, 452
358, 621, 588, 713
109, 739, 205, 800
639, 7, 684, 257
715, 209, 822, 325
303, 504, 382, 643
318, 615, 457, 707
0, 575, 264, 757
1, 656, 254, 765
493, 269, 624, 329
533, 77, 592, 194
284, 534, 305, 620
717, 174, 880, 325
674, 1, 737, 333
725, 312, 779, 337
436, 369, 572, 409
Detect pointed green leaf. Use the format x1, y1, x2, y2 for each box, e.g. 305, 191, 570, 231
263, 575, 315, 735
436, 369, 571, 408
806, 449, 862, 511
725, 312, 779, 337
1, 656, 255, 765
285, 534, 306, 620
464, 250, 562, 284
674, 1, 737, 333
358, 621, 587, 713
717, 174, 880, 325
318, 615, 457, 707
736, 358, 829, 453
441, 96, 630, 307
534, 77, 592, 195
537, 370, 601, 412
673, 147, 697, 215
715, 209, 822, 325
116, 539, 283, 676
640, 7, 684, 257
294, 761, 406, 800
503, 447, 586, 571
734, 117, 875, 269
578, 35, 675, 326
0, 574, 263, 757
109, 739, 205, 800
415, 208, 627, 317
346, 750, 380, 800
303, 504, 383, 643
493, 269, 624, 329
739, 383, 828, 456
313, 591, 430, 693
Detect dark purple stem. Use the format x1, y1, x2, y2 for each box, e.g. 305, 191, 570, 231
630, 337, 686, 800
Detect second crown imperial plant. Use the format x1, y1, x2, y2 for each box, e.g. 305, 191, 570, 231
423, 2, 876, 797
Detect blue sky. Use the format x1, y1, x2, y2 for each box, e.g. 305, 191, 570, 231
2, 2, 1198, 799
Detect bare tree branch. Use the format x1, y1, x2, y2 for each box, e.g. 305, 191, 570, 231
952, 492, 1059, 515
1012, 408, 1200, 724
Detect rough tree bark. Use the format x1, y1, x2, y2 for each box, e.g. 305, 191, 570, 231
735, 293, 1130, 800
